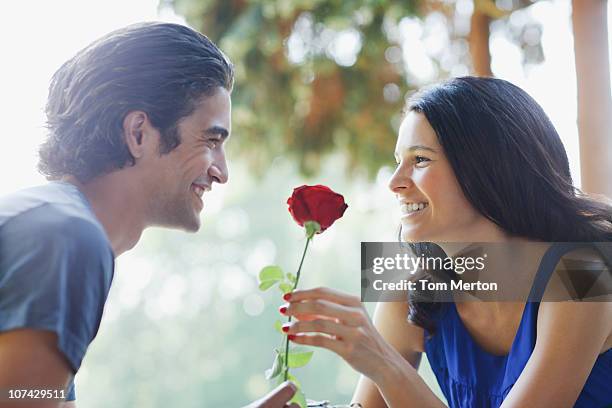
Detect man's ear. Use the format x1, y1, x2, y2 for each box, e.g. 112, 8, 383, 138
123, 111, 158, 160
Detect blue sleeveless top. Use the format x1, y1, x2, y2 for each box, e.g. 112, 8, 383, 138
424, 243, 612, 407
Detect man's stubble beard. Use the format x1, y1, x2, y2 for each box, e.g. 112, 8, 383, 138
149, 186, 201, 232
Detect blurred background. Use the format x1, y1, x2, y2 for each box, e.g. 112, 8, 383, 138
0, 0, 610, 406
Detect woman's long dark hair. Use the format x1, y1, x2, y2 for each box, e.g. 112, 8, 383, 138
403, 77, 612, 333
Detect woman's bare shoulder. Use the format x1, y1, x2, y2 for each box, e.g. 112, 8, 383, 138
538, 301, 612, 353
373, 301, 425, 355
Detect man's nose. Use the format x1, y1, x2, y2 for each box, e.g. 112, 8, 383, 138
208, 153, 229, 184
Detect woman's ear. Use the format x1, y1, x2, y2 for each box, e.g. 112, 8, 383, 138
123, 111, 159, 159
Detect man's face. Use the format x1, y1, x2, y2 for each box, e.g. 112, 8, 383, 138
146, 87, 231, 232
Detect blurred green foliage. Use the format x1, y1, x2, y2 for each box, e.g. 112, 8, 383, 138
164, 0, 544, 178
167, 0, 420, 177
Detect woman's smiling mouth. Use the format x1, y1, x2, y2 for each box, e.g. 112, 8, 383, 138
400, 201, 429, 219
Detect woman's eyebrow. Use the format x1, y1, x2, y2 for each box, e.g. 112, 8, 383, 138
407, 144, 437, 153
395, 145, 437, 160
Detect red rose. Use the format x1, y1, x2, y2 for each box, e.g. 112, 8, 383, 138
287, 185, 348, 233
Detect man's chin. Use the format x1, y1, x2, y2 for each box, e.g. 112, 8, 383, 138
180, 215, 202, 232
184, 220, 201, 233
156, 213, 201, 233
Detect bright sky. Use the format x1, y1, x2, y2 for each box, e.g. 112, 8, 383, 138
0, 0, 610, 195
0, 0, 182, 194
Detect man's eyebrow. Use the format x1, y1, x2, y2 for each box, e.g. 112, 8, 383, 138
204, 126, 229, 139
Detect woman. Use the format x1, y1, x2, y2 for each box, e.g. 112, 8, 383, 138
279, 77, 612, 407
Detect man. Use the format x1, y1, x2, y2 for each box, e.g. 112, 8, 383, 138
0, 22, 297, 408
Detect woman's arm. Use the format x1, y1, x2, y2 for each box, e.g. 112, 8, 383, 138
352, 301, 424, 407
501, 301, 612, 408
282, 287, 446, 408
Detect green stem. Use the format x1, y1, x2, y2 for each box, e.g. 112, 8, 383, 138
283, 236, 312, 382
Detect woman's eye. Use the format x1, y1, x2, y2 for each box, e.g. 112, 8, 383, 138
414, 156, 430, 166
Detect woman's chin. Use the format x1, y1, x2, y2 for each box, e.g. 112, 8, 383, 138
400, 225, 428, 243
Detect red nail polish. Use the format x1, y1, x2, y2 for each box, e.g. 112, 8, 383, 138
279, 306, 287, 314
288, 334, 296, 341
281, 325, 290, 333
283, 293, 292, 301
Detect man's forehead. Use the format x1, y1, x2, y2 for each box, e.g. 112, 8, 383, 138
188, 89, 231, 125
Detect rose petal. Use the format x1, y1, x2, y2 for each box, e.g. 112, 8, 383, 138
286, 184, 348, 233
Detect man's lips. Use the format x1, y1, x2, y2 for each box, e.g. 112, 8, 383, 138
191, 183, 210, 199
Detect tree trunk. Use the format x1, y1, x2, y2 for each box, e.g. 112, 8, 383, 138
469, 7, 493, 77
572, 0, 612, 198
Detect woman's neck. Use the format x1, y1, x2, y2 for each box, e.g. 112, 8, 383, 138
434, 219, 522, 256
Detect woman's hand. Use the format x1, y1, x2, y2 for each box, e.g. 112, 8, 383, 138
279, 287, 399, 383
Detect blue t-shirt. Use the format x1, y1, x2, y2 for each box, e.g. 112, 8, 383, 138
0, 181, 115, 401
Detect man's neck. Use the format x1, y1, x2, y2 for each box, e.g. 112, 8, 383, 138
62, 172, 148, 256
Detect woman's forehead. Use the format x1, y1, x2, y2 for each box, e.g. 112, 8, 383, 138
398, 111, 440, 149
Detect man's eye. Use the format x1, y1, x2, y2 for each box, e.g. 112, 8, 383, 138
207, 139, 221, 148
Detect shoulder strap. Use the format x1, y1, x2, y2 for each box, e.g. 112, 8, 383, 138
527, 242, 612, 302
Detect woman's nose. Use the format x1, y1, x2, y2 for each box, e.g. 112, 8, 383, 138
388, 164, 412, 194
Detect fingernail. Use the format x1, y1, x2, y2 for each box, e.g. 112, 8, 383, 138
288, 334, 296, 341
283, 293, 292, 301
281, 324, 290, 333
279, 306, 287, 314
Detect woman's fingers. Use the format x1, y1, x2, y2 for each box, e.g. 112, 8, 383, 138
290, 313, 334, 322
288, 333, 345, 355
284, 318, 355, 340
280, 299, 365, 326
288, 287, 361, 307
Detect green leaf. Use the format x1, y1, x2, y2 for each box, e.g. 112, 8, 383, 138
274, 319, 284, 334
259, 280, 279, 291
287, 347, 314, 368
278, 372, 302, 389
287, 373, 300, 386
265, 351, 283, 380
304, 221, 321, 238
286, 273, 296, 283
258, 265, 284, 291
278, 282, 293, 294
259, 265, 284, 281
259, 279, 280, 290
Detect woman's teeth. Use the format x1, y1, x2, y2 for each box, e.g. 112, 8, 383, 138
191, 184, 205, 198
401, 202, 429, 213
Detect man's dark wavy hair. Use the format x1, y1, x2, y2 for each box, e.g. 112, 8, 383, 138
39, 22, 234, 182
403, 76, 612, 334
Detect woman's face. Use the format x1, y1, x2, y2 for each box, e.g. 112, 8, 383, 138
388, 111, 485, 243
